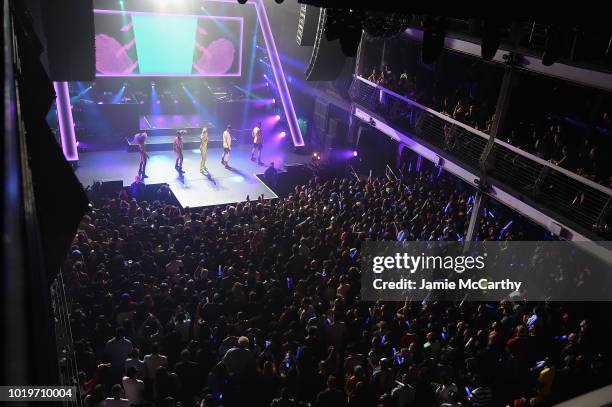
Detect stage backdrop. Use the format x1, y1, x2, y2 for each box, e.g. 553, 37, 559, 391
94, 9, 243, 77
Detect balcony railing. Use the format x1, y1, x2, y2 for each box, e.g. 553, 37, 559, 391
350, 76, 612, 238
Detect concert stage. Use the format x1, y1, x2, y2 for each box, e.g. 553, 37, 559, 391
75, 143, 310, 208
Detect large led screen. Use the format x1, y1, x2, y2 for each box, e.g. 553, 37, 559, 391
94, 9, 243, 77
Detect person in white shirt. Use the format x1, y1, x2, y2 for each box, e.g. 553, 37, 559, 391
144, 342, 168, 380
221, 125, 232, 168
101, 384, 130, 407
122, 366, 144, 404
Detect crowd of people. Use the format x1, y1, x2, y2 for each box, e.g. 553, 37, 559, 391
366, 66, 495, 135
504, 119, 611, 187
64, 165, 610, 407
364, 65, 611, 188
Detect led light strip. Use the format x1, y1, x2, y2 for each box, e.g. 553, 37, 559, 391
53, 81, 79, 161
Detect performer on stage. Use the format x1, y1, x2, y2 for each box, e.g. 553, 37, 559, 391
200, 127, 209, 174
221, 124, 232, 168
251, 121, 263, 165
174, 130, 185, 173
135, 131, 149, 178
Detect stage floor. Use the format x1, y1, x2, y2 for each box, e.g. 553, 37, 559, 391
75, 144, 309, 208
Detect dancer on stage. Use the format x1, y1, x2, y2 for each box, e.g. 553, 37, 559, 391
251, 121, 263, 165
221, 124, 232, 168
174, 130, 185, 173
200, 127, 209, 174
135, 131, 149, 178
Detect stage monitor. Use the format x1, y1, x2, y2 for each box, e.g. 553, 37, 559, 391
94, 9, 243, 77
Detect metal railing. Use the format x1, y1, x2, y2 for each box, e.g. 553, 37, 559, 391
350, 76, 612, 238
51, 271, 83, 407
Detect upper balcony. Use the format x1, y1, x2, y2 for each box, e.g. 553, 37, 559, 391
349, 75, 612, 240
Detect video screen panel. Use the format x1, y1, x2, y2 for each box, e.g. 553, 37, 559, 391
94, 9, 243, 77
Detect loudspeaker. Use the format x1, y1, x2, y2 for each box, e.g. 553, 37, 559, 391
296, 4, 319, 46
100, 180, 124, 196
41, 0, 95, 81
305, 9, 348, 81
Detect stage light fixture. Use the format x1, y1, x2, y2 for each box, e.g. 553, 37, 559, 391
353, 150, 358, 157
275, 114, 281, 120
481, 19, 503, 61
272, 98, 275, 103
280, 131, 286, 137
421, 16, 446, 64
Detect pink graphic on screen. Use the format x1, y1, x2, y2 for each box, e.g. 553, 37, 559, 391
95, 34, 138, 75
193, 38, 235, 75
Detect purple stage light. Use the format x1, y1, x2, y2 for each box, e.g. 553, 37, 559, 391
272, 98, 275, 104
280, 131, 286, 137
275, 114, 280, 120
353, 150, 358, 157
